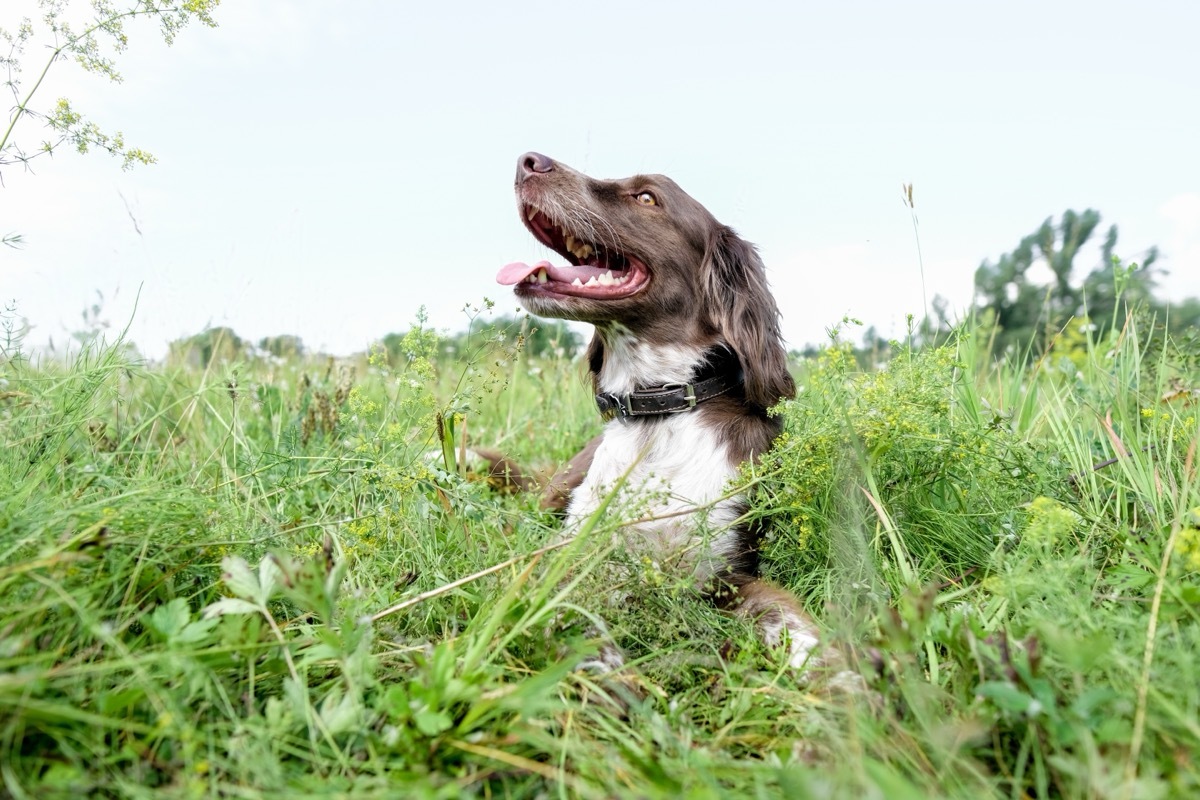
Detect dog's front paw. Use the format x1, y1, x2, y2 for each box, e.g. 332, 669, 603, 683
576, 640, 626, 674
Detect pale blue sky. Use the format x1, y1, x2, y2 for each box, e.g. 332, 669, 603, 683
4, 0, 1198, 358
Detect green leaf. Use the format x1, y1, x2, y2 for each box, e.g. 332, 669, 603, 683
319, 688, 362, 736
1037, 623, 1112, 672
976, 681, 1035, 715
176, 616, 219, 645
863, 760, 928, 800
414, 708, 454, 737
283, 677, 309, 720
1178, 585, 1200, 605
1071, 687, 1119, 722
202, 597, 260, 619
297, 642, 341, 666
36, 762, 86, 791
259, 555, 283, 603
146, 599, 220, 645
221, 556, 259, 601
145, 598, 190, 639
437, 412, 457, 474
96, 687, 144, 715
264, 696, 293, 736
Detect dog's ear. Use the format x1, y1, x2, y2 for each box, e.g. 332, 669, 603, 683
702, 225, 796, 410
585, 332, 605, 394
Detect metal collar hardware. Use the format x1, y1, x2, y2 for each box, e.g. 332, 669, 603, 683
594, 350, 743, 421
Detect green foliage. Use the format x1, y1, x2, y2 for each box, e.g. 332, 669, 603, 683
1, 307, 1198, 797
382, 311, 582, 367
757, 335, 1060, 604
166, 325, 246, 367
0, 1, 219, 190
258, 334, 305, 359
468, 313, 582, 359
973, 209, 1200, 357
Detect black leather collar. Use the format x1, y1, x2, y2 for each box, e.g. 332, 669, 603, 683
595, 348, 744, 420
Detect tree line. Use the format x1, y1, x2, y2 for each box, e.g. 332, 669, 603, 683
172, 208, 1198, 370
971, 208, 1199, 357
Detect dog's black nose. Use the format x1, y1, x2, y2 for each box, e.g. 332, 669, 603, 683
518, 152, 554, 181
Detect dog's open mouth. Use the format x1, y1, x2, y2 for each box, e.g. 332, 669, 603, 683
497, 206, 648, 298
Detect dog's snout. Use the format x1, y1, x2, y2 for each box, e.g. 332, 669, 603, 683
518, 152, 554, 182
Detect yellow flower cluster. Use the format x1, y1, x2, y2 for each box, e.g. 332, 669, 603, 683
1177, 527, 1200, 573
348, 385, 380, 418
1022, 496, 1081, 548
1178, 507, 1200, 573
1140, 405, 1200, 454
367, 343, 389, 370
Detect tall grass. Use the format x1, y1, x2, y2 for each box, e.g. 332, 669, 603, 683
0, 307, 1197, 798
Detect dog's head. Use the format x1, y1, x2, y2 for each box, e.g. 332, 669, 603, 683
499, 152, 795, 410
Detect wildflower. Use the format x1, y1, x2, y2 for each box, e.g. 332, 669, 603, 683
1023, 497, 1080, 548
1177, 526, 1200, 573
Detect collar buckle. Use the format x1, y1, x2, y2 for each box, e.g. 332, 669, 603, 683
660, 382, 697, 410
593, 347, 744, 421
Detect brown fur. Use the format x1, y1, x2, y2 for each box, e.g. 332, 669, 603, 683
505, 153, 855, 683
468, 447, 539, 493
514, 158, 795, 412
538, 434, 602, 512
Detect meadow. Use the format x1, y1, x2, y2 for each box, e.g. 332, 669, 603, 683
1, 302, 1198, 799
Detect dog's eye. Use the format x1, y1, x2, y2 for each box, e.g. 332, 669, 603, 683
635, 191, 657, 206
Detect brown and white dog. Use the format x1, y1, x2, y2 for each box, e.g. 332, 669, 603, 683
497, 152, 840, 679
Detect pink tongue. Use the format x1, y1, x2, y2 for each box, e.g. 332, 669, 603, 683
497, 260, 552, 286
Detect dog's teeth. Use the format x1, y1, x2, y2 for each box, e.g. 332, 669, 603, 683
537, 268, 548, 284
565, 234, 577, 252
584, 276, 599, 287
527, 207, 538, 221
597, 271, 614, 287
572, 278, 584, 287
578, 244, 593, 259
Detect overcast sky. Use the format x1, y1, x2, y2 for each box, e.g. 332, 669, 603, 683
3, 1, 1198, 358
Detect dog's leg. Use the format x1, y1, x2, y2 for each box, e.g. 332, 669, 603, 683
713, 577, 865, 692
720, 578, 823, 669
468, 446, 539, 492
575, 623, 627, 673
469, 432, 603, 502
539, 434, 604, 512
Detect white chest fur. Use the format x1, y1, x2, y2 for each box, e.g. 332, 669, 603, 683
565, 413, 743, 579
596, 323, 706, 396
